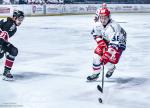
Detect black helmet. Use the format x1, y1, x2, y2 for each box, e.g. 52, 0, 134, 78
13, 10, 24, 19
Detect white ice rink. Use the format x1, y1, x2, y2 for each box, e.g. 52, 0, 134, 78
0, 13, 150, 108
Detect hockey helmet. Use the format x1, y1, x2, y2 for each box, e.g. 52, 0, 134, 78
13, 10, 24, 20
102, 3, 107, 8
99, 8, 110, 17
99, 8, 110, 26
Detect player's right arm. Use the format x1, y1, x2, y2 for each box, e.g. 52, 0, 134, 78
0, 30, 10, 46
91, 24, 108, 56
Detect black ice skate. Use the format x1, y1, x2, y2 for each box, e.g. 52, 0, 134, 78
106, 66, 116, 78
3, 69, 14, 81
87, 73, 100, 81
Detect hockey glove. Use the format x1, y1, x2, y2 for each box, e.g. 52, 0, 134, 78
101, 45, 123, 64
0, 31, 9, 41
100, 51, 112, 65
94, 38, 108, 56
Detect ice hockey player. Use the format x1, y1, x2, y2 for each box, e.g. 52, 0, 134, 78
94, 3, 107, 22
0, 10, 24, 81
87, 8, 127, 81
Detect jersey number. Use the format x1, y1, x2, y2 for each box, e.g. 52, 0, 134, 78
112, 36, 119, 41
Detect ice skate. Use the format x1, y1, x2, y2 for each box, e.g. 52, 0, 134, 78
106, 66, 116, 78
87, 73, 100, 81
3, 69, 14, 81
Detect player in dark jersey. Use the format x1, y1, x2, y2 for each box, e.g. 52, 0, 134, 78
0, 10, 24, 81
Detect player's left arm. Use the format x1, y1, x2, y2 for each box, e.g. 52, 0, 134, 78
100, 24, 127, 64
107, 23, 127, 50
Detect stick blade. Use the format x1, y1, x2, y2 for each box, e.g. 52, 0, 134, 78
97, 85, 103, 93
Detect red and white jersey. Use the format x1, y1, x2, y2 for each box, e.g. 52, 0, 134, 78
92, 19, 127, 50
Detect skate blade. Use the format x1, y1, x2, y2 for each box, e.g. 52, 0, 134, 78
2, 76, 14, 81
86, 79, 101, 82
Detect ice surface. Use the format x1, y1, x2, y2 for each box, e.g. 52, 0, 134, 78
0, 13, 150, 108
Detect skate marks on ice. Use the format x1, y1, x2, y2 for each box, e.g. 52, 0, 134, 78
13, 72, 50, 81
110, 77, 148, 89
71, 77, 147, 104
98, 77, 148, 104
18, 51, 63, 63
85, 77, 148, 104
102, 77, 150, 108
87, 77, 147, 86
0, 72, 81, 82
53, 63, 79, 73
0, 72, 50, 82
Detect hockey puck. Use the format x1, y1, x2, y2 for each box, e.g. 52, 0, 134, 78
98, 98, 103, 103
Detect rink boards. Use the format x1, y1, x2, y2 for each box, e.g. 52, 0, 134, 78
0, 4, 150, 17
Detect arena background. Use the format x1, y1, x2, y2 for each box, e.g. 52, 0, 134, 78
0, 0, 150, 17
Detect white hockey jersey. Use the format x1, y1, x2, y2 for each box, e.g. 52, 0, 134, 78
91, 19, 127, 51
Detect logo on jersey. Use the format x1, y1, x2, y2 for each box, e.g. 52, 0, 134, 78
9, 24, 16, 32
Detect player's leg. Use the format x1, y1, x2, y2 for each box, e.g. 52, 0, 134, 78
2, 44, 18, 80
87, 40, 108, 81
87, 54, 102, 81
105, 49, 122, 78
105, 63, 116, 78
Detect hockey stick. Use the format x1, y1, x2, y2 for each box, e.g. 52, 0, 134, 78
97, 62, 104, 93
97, 62, 104, 103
